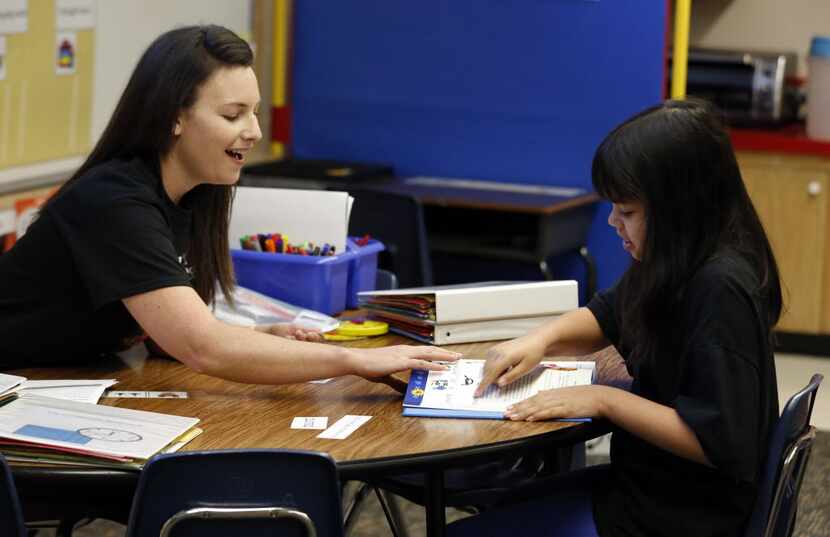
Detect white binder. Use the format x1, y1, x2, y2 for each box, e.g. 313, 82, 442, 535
358, 280, 578, 323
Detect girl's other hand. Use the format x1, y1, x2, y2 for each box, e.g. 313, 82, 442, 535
503, 385, 611, 421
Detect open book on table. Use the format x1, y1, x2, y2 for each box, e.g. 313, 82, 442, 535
402, 359, 596, 420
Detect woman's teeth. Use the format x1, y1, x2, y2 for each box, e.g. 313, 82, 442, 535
225, 149, 243, 161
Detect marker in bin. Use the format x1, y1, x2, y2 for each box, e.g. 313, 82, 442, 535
240, 233, 337, 256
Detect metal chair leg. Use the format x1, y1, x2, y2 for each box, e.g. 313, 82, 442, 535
374, 487, 409, 537
343, 482, 373, 536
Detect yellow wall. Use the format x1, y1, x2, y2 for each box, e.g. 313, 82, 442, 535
0, 1, 94, 169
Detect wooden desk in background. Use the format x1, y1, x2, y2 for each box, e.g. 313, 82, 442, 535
8, 336, 615, 537
375, 177, 600, 296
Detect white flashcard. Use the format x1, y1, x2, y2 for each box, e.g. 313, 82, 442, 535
56, 0, 95, 30
290, 416, 328, 430
0, 37, 6, 81
316, 415, 372, 440
0, 1, 27, 35
104, 391, 188, 399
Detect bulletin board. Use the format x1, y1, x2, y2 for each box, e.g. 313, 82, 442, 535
0, 1, 94, 169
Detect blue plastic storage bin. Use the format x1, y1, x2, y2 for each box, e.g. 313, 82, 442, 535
231, 248, 354, 315
346, 238, 385, 309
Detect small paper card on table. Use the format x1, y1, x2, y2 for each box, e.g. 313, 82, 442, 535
291, 417, 328, 430
316, 415, 372, 439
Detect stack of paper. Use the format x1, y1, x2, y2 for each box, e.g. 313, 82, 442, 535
0, 373, 118, 404
229, 187, 353, 254
0, 373, 26, 404
0, 394, 201, 469
403, 359, 596, 420
359, 281, 578, 344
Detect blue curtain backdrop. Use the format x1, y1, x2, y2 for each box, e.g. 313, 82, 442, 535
291, 0, 667, 292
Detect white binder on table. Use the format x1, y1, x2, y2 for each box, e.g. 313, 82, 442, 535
358, 281, 578, 344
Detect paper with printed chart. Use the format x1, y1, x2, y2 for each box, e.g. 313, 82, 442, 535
0, 393, 199, 460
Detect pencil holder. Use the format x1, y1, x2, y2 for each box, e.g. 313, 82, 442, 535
231, 249, 355, 315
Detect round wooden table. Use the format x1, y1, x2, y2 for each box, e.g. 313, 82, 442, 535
9, 335, 617, 536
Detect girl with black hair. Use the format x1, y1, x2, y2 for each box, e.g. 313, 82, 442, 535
0, 25, 457, 382
451, 99, 782, 537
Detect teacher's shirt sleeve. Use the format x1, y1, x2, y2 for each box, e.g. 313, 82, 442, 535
51, 196, 193, 309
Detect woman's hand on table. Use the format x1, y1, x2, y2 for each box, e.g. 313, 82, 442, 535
256, 323, 324, 342
348, 345, 461, 379
475, 333, 548, 396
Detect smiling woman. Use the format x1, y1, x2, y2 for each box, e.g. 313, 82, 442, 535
0, 25, 458, 385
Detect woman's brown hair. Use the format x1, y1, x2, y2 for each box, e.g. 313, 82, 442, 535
45, 25, 253, 305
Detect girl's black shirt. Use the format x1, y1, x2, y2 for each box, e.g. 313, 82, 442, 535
0, 158, 193, 368
586, 252, 778, 537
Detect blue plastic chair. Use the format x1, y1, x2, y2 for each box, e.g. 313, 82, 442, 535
0, 454, 25, 537
125, 449, 344, 537
744, 373, 823, 537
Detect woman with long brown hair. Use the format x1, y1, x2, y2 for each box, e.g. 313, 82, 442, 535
0, 25, 456, 382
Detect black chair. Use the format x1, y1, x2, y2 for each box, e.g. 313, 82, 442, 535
375, 269, 399, 291
125, 449, 344, 537
0, 455, 25, 537
345, 189, 433, 288
744, 373, 823, 537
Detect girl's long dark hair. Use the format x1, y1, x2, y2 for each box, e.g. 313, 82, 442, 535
592, 99, 782, 374
46, 25, 253, 305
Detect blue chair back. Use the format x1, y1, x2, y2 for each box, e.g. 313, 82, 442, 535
0, 454, 25, 537
125, 449, 344, 537
745, 373, 823, 537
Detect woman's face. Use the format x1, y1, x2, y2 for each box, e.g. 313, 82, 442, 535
608, 200, 646, 261
170, 65, 262, 191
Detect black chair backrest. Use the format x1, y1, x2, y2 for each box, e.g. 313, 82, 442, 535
375, 269, 399, 291
745, 373, 823, 537
0, 454, 25, 537
125, 449, 344, 537
345, 189, 433, 288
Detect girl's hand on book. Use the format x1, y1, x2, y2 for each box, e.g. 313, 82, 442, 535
476, 334, 547, 396
350, 345, 461, 379
503, 385, 611, 421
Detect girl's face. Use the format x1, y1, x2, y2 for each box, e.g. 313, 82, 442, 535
169, 66, 262, 192
608, 200, 646, 261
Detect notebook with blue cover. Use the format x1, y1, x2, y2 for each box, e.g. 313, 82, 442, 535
402, 359, 595, 421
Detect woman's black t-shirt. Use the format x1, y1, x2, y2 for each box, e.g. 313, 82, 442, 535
586, 252, 779, 537
0, 158, 193, 368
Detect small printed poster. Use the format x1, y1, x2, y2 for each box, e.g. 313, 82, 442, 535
56, 0, 95, 30
0, 0, 27, 35
0, 36, 6, 81
55, 32, 77, 75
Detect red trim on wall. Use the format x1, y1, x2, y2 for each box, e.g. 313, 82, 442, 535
730, 125, 830, 158
271, 105, 292, 145
663, 0, 672, 101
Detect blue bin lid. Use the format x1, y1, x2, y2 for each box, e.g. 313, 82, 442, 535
811, 36, 830, 58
